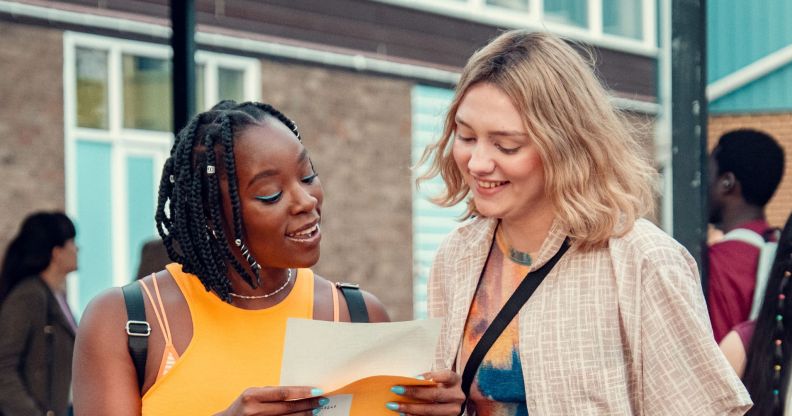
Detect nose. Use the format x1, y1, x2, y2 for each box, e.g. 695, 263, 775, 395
290, 185, 319, 215
467, 142, 495, 175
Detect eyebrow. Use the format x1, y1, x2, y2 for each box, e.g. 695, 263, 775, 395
246, 148, 310, 188
455, 116, 529, 139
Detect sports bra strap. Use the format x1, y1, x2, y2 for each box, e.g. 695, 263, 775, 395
140, 274, 174, 346
332, 282, 340, 322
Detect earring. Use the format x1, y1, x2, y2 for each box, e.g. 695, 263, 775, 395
235, 238, 262, 286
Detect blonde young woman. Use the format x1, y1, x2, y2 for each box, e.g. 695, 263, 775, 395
417, 30, 751, 415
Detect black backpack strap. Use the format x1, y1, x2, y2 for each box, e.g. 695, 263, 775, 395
121, 281, 150, 392
460, 238, 570, 414
336, 282, 369, 323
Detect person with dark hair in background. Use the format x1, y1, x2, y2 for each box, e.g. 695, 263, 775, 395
0, 211, 78, 416
720, 211, 792, 415
135, 238, 170, 280
72, 100, 464, 415
708, 129, 786, 342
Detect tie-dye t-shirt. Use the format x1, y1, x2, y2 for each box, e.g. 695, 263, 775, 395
461, 228, 531, 416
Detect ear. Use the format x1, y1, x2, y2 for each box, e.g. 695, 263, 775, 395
720, 172, 737, 193
50, 245, 64, 266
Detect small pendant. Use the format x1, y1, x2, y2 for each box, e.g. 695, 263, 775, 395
509, 247, 533, 266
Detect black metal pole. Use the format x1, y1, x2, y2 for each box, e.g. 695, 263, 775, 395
671, 0, 709, 289
171, 0, 196, 135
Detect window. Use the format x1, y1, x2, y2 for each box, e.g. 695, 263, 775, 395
544, 0, 588, 28
603, 0, 643, 39
75, 48, 108, 129
487, 0, 529, 12
65, 32, 260, 314
372, 0, 656, 51
123, 55, 172, 131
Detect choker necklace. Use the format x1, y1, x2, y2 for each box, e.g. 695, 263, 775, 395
498, 225, 534, 266
508, 247, 533, 266
229, 269, 294, 300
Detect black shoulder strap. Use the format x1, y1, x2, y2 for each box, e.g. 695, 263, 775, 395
121, 281, 151, 392
460, 238, 570, 412
336, 282, 369, 323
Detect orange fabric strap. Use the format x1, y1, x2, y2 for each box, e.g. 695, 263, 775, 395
332, 282, 340, 322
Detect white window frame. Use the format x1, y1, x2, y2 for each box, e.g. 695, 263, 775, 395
63, 32, 260, 307
370, 0, 657, 56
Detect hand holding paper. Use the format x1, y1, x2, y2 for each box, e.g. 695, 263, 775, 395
279, 318, 445, 415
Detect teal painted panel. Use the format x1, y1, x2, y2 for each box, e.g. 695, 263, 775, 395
127, 156, 156, 280
75, 140, 113, 316
708, 0, 792, 111
710, 63, 792, 113
411, 85, 465, 318
708, 0, 792, 81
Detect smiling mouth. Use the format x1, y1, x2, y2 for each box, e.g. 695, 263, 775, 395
286, 223, 320, 240
476, 179, 509, 189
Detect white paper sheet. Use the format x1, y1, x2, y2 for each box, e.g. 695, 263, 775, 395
279, 318, 441, 391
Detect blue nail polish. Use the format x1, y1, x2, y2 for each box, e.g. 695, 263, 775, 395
415, 375, 425, 380
318, 398, 330, 406
386, 402, 400, 411
312, 409, 320, 415
390, 386, 406, 395
311, 388, 324, 396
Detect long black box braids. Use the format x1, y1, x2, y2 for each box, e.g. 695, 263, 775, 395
154, 100, 303, 302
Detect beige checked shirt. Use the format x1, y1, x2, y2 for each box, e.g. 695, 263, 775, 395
429, 216, 752, 415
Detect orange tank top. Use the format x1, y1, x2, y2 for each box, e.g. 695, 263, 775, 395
141, 263, 314, 415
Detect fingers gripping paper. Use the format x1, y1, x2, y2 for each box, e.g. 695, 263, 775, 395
280, 318, 442, 415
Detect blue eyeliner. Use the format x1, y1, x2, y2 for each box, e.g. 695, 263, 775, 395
301, 173, 318, 183
255, 192, 282, 203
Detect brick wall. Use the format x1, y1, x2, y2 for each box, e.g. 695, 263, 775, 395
0, 23, 65, 260
261, 61, 415, 320
709, 113, 792, 228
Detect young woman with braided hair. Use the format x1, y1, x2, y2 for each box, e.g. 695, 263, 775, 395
720, 212, 792, 415
72, 101, 464, 415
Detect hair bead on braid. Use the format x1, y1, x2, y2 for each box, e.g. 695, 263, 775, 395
154, 100, 305, 302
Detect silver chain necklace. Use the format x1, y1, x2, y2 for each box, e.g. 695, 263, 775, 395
229, 269, 294, 300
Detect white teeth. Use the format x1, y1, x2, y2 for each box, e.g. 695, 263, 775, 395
476, 180, 507, 189
287, 224, 319, 238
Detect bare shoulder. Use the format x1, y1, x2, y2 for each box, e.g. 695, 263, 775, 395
78, 285, 127, 338
73, 284, 141, 414
359, 288, 390, 323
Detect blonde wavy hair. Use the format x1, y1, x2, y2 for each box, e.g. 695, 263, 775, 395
417, 30, 658, 250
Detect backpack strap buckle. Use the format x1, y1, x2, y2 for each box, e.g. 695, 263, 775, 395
125, 320, 151, 337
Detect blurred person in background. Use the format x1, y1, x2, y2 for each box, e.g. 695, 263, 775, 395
135, 238, 170, 280
707, 129, 785, 342
720, 211, 792, 416
0, 211, 78, 416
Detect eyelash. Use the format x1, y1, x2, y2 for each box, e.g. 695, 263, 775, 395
457, 134, 520, 154
301, 173, 318, 184
456, 134, 475, 143
255, 173, 318, 205
496, 144, 520, 154
255, 192, 282, 204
